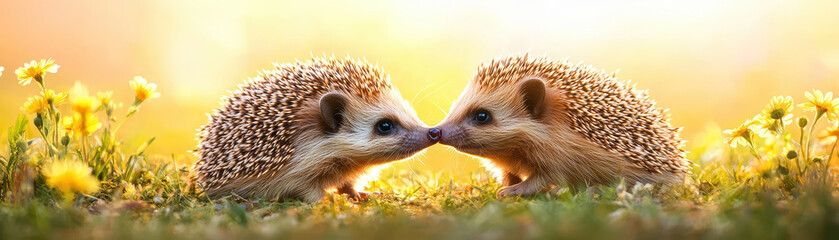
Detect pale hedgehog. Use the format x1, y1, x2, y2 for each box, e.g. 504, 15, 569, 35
435, 53, 690, 196
193, 56, 440, 202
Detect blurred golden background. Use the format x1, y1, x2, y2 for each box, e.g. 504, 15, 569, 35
1, 0, 838, 177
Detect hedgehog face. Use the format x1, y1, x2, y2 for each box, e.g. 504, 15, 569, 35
308, 90, 437, 166
436, 78, 550, 160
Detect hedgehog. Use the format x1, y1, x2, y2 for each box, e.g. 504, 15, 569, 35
435, 53, 690, 196
192, 56, 440, 202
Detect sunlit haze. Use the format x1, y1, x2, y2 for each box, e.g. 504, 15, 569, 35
1, 0, 837, 176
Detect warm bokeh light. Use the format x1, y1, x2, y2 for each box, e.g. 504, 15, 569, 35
1, 0, 837, 178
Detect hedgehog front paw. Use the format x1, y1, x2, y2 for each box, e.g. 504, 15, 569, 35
498, 183, 528, 197
497, 177, 545, 198
354, 191, 382, 201
337, 184, 380, 201
337, 183, 360, 199
342, 191, 381, 202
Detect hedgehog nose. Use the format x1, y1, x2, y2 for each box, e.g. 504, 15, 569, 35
427, 128, 441, 142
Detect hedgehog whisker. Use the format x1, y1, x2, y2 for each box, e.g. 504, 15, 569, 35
410, 82, 435, 105
415, 82, 448, 105
432, 103, 449, 116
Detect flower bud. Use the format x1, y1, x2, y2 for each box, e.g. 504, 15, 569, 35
786, 150, 798, 159
61, 135, 70, 146
778, 166, 789, 175
813, 157, 823, 163
33, 115, 43, 129
798, 117, 808, 128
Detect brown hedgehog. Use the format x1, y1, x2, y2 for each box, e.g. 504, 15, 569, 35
193, 56, 440, 202
435, 53, 690, 196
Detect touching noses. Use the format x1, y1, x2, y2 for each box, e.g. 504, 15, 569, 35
427, 128, 441, 142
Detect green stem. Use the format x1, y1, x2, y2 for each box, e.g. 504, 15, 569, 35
34, 113, 55, 158
805, 112, 824, 165
35, 123, 50, 148
82, 136, 89, 164
777, 118, 786, 135
37, 80, 45, 92
747, 138, 763, 163
102, 108, 113, 174
112, 101, 143, 140
48, 104, 59, 155
826, 140, 837, 173
797, 126, 805, 176
111, 117, 127, 141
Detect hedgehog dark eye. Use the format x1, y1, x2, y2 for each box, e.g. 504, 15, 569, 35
473, 110, 491, 124
375, 119, 394, 135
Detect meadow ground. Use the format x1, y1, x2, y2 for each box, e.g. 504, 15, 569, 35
2, 61, 839, 240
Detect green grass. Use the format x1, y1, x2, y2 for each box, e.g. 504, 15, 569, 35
1, 165, 838, 240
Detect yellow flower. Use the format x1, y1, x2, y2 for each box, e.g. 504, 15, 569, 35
15, 58, 59, 86
20, 95, 49, 114
723, 117, 758, 147
41, 89, 68, 106
63, 113, 101, 137
130, 76, 160, 101
818, 122, 839, 144
798, 90, 839, 121
762, 96, 794, 121
61, 116, 74, 132
750, 116, 778, 138
97, 91, 113, 105
760, 134, 779, 156
71, 96, 97, 115
42, 160, 99, 195
69, 82, 98, 114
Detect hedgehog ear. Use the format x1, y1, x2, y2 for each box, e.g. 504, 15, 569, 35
519, 78, 546, 119
320, 92, 348, 133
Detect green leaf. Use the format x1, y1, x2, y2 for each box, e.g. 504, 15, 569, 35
8, 114, 28, 142
8, 114, 28, 153
135, 137, 156, 156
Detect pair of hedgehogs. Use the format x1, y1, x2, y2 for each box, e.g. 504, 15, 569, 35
193, 54, 690, 202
